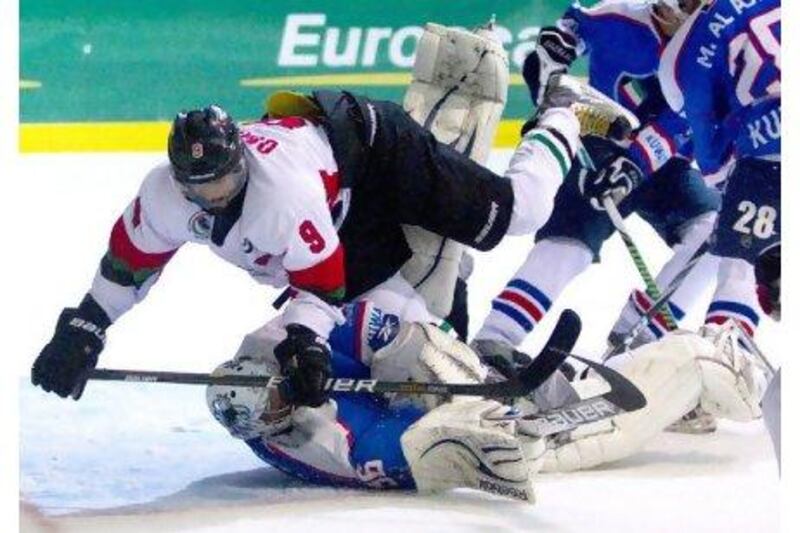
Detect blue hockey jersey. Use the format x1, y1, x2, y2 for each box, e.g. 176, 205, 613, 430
660, 0, 781, 175
556, 1, 694, 175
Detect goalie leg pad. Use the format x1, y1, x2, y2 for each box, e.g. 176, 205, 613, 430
370, 322, 487, 411
401, 22, 509, 318
697, 321, 767, 421
541, 331, 703, 472
401, 399, 534, 503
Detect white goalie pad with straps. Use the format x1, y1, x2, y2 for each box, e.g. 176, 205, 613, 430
401, 399, 535, 503
369, 321, 487, 411
401, 21, 509, 318
696, 320, 768, 421
540, 331, 703, 472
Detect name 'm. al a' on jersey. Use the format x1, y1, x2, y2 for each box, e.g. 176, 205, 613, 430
659, 0, 781, 175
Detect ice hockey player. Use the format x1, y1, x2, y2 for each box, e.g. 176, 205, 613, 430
202, 296, 768, 498
659, 0, 780, 338
29, 22, 635, 501
472, 0, 721, 423
655, 0, 779, 434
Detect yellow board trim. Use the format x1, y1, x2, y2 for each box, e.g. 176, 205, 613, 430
20, 122, 172, 152
19, 119, 524, 153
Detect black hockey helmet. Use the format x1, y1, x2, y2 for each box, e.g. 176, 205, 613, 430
168, 105, 244, 185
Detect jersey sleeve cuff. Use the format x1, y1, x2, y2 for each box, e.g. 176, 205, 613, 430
282, 291, 346, 339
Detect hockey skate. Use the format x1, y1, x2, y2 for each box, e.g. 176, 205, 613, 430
537, 74, 640, 140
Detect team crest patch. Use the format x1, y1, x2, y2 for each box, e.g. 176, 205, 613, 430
188, 210, 213, 239
191, 142, 204, 159
367, 312, 401, 353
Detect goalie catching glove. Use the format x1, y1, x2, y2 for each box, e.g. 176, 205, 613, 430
578, 136, 644, 210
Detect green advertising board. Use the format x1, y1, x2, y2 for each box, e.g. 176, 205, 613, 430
20, 0, 585, 151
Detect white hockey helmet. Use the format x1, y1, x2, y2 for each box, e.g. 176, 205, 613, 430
206, 356, 293, 440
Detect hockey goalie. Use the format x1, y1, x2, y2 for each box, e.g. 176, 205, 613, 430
203, 301, 768, 502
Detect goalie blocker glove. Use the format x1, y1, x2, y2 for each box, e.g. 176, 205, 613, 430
32, 294, 111, 399
522, 26, 578, 106
578, 136, 644, 211
274, 324, 332, 407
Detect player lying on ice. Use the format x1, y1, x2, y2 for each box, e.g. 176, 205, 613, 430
195, 296, 768, 502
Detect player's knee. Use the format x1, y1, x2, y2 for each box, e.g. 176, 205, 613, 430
509, 178, 556, 235
676, 211, 717, 248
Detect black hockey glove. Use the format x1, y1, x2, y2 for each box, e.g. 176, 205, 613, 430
275, 324, 332, 408
32, 294, 111, 400
577, 136, 644, 211
522, 26, 579, 106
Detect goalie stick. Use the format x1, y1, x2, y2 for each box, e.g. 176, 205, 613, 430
87, 309, 581, 399
519, 352, 647, 437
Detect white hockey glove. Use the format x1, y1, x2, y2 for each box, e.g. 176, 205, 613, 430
577, 136, 644, 211
522, 26, 579, 106
401, 399, 535, 503
696, 321, 768, 421
402, 21, 509, 317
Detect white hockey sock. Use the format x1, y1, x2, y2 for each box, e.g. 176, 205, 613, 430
506, 108, 580, 235
704, 257, 761, 337
476, 238, 592, 346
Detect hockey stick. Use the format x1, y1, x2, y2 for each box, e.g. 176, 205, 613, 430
733, 321, 777, 377
603, 240, 710, 360
602, 195, 678, 329
520, 352, 647, 437
88, 309, 582, 399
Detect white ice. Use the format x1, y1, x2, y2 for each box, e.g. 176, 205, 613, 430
14, 151, 780, 532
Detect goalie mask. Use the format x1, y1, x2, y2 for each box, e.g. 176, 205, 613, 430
206, 356, 293, 440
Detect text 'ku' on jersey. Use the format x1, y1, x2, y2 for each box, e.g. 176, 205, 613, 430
560, 1, 694, 175
659, 0, 780, 174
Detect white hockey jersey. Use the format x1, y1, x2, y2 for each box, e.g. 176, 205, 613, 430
90, 117, 349, 336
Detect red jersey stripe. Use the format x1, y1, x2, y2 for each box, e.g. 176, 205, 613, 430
288, 244, 346, 296
109, 217, 177, 271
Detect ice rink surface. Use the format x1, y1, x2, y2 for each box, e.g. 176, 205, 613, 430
14, 151, 781, 531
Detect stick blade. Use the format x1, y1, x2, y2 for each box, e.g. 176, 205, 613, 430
519, 309, 582, 391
